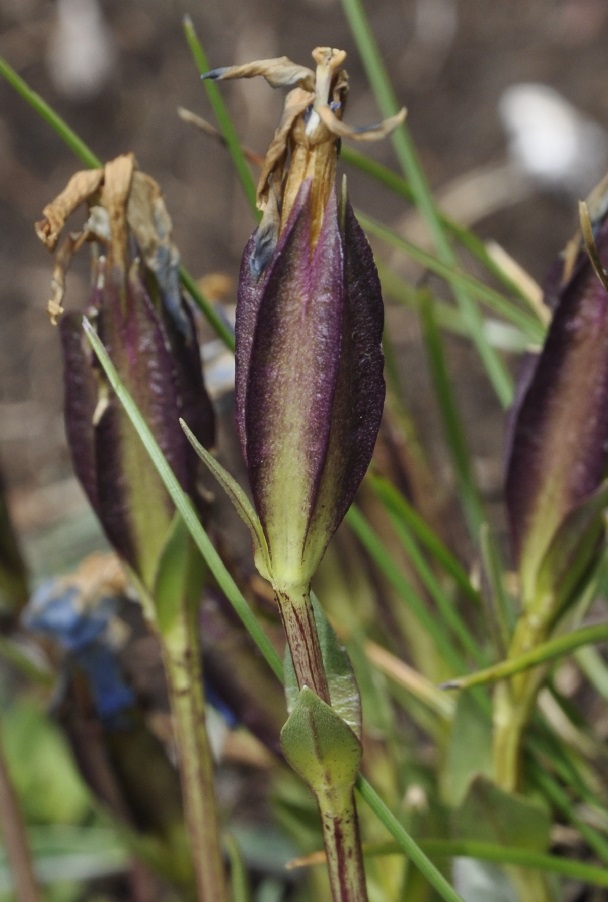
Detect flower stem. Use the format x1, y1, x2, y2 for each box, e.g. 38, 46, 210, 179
276, 587, 368, 901
275, 587, 331, 704
0, 723, 42, 902
161, 602, 228, 902
492, 614, 553, 902
319, 787, 368, 902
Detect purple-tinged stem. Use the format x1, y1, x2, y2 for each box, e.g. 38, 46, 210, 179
275, 587, 330, 704
320, 788, 368, 902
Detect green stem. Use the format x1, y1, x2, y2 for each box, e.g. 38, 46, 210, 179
0, 723, 42, 902
491, 619, 553, 902
492, 608, 553, 793
277, 586, 367, 901
318, 787, 367, 902
275, 586, 330, 705
162, 602, 228, 902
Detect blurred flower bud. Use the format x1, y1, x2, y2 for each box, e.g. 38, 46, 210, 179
205, 49, 404, 590
23, 553, 193, 889
36, 155, 215, 590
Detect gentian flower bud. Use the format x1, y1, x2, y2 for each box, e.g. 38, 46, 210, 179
205, 49, 404, 592
506, 182, 608, 616
36, 155, 215, 591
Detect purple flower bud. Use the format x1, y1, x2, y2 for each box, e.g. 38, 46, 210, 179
506, 189, 608, 605
37, 155, 215, 589
208, 48, 401, 588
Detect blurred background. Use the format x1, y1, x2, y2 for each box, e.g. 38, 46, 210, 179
2, 0, 608, 572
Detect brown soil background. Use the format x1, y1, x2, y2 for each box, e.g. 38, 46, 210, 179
2, 0, 608, 571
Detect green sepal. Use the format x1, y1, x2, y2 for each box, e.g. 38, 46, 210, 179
180, 417, 272, 580
283, 593, 361, 740
531, 480, 608, 623
152, 511, 206, 636
280, 686, 362, 798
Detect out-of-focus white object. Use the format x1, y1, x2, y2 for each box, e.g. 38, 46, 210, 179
47, 0, 116, 102
499, 83, 608, 198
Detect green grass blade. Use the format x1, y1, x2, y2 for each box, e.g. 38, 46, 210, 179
340, 0, 513, 406
532, 766, 608, 867
479, 523, 512, 656
380, 266, 531, 354
366, 839, 608, 886
179, 266, 235, 352
445, 622, 608, 690
360, 212, 544, 343
384, 507, 485, 666
182, 16, 259, 216
342, 146, 546, 319
420, 293, 485, 540
355, 776, 465, 902
82, 318, 282, 682
0, 55, 101, 168
369, 475, 480, 606
346, 506, 465, 674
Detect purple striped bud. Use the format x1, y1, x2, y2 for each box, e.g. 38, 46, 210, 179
206, 49, 404, 589
37, 155, 214, 590
506, 182, 608, 611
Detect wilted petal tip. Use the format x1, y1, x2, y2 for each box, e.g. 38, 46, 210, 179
201, 67, 227, 81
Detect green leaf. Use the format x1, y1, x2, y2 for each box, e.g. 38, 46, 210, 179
452, 776, 551, 852
281, 687, 361, 796
153, 512, 206, 636
442, 694, 493, 808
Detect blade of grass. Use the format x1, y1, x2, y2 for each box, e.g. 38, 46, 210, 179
380, 265, 531, 353
369, 475, 480, 606
179, 266, 236, 353
0, 55, 101, 168
362, 839, 608, 887
361, 212, 545, 343
182, 16, 259, 216
383, 506, 486, 666
355, 776, 464, 902
82, 317, 281, 681
479, 523, 512, 657
419, 292, 485, 540
346, 505, 466, 675
342, 145, 547, 322
340, 0, 513, 406
444, 622, 608, 690
532, 765, 608, 867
